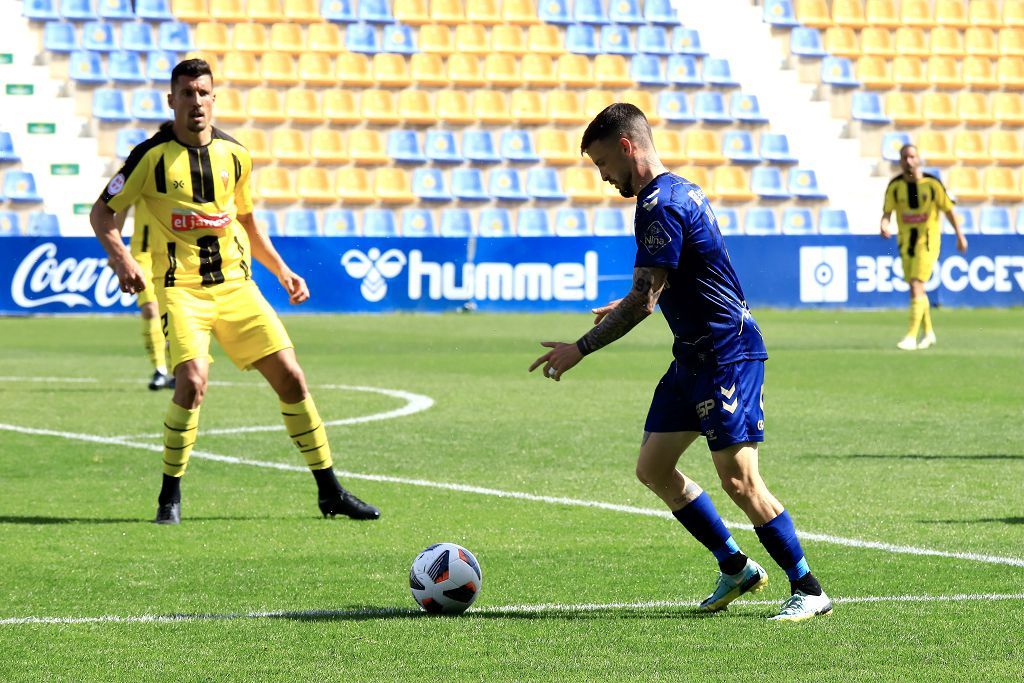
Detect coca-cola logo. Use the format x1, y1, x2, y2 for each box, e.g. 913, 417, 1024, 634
11, 243, 136, 309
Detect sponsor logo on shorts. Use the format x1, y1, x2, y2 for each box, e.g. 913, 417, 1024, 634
696, 399, 715, 420
170, 211, 232, 231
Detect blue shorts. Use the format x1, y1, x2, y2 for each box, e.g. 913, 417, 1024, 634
644, 359, 766, 451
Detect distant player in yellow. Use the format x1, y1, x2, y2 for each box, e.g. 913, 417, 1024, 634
89, 59, 379, 524
880, 144, 968, 351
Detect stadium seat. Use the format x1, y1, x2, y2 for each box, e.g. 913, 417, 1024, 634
825, 27, 860, 59
574, 0, 609, 24
212, 87, 245, 121
947, 167, 986, 202
402, 209, 438, 237
503, 0, 540, 23
474, 91, 510, 124
440, 208, 474, 236
557, 54, 594, 87
865, 0, 900, 28
527, 168, 566, 201
600, 24, 635, 55
159, 22, 193, 52
885, 92, 924, 126
945, 206, 972, 233
209, 0, 246, 21
500, 130, 539, 163
759, 133, 798, 163
1001, 27, 1024, 57
743, 207, 780, 235
83, 22, 116, 51
451, 168, 489, 201
536, 129, 576, 165
638, 26, 670, 55
23, 0, 60, 21
234, 127, 271, 162
997, 56, 1024, 89
819, 208, 851, 234
537, 0, 570, 23
374, 168, 415, 204
131, 89, 171, 121
609, 0, 643, 24
514, 208, 551, 236
966, 27, 998, 57
763, 0, 799, 26
704, 58, 739, 87
284, 209, 319, 236
271, 129, 312, 165
722, 131, 759, 163
668, 55, 703, 87
358, 0, 392, 22
554, 207, 590, 236
673, 27, 707, 56
714, 208, 740, 236
713, 167, 755, 202
954, 130, 988, 164
994, 91, 1024, 125
107, 51, 144, 83
336, 53, 372, 86
454, 23, 489, 55
896, 56, 931, 89
305, 23, 342, 53
44, 22, 78, 53
675, 166, 712, 198
346, 24, 379, 53
732, 94, 768, 123
62, 0, 98, 20
693, 91, 731, 123
412, 168, 451, 202
419, 24, 453, 54
222, 52, 260, 84
821, 56, 859, 87
137, 0, 174, 19
922, 91, 959, 125
621, 89, 659, 124
881, 132, 912, 162
3, 171, 42, 203
462, 130, 500, 163
484, 54, 520, 88
26, 213, 61, 237
373, 53, 412, 88
566, 24, 599, 54
782, 207, 815, 235
336, 168, 374, 203
652, 129, 686, 165
174, 0, 208, 22
582, 89, 615, 118
790, 27, 826, 57
686, 130, 725, 165
658, 92, 696, 123
194, 22, 228, 53
522, 54, 558, 86
1006, 0, 1024, 26
861, 27, 896, 57
466, 0, 501, 23
0, 211, 19, 236
978, 206, 1013, 234
147, 51, 176, 82
425, 130, 462, 164
527, 24, 563, 55
564, 167, 604, 202
990, 130, 1024, 165
852, 91, 891, 123
478, 208, 514, 237
629, 55, 665, 86
795, 0, 830, 28
985, 168, 1023, 202
249, 0, 284, 22
310, 129, 347, 163
320, 0, 356, 21
348, 129, 388, 165
644, 0, 678, 24
595, 54, 633, 87
931, 26, 965, 57
409, 53, 447, 86
858, 56, 894, 89
363, 209, 399, 236
436, 90, 474, 124
294, 53, 333, 86
270, 22, 305, 53
751, 167, 790, 199
388, 130, 425, 164
252, 210, 281, 236
593, 207, 630, 235
322, 89, 359, 124
69, 51, 107, 84
432, 0, 466, 23
489, 169, 527, 201
958, 92, 994, 125
247, 87, 286, 122
919, 131, 957, 165
256, 167, 297, 203
508, 90, 545, 125
895, 27, 929, 57
490, 25, 526, 55
448, 53, 485, 87
964, 56, 998, 89
935, 0, 968, 28
393, 0, 429, 23
362, 88, 401, 123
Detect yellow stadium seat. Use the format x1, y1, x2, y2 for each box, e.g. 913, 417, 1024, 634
393, 90, 434, 125
448, 53, 486, 86
997, 57, 1024, 89
297, 52, 335, 86
675, 166, 713, 200
248, 0, 283, 23
832, 0, 866, 28
886, 92, 925, 125
503, 0, 539, 24
965, 27, 998, 56
432, 0, 466, 23
928, 56, 963, 89
234, 127, 270, 163
455, 24, 489, 54
285, 87, 322, 123
485, 54, 521, 87
861, 28, 896, 57
420, 24, 454, 54
621, 89, 660, 124
994, 91, 1024, 125
271, 129, 309, 165
947, 168, 985, 202
256, 168, 296, 203
917, 131, 955, 165
362, 89, 401, 124
546, 90, 586, 124
957, 92, 994, 125
324, 89, 360, 124
990, 131, 1024, 165
284, 0, 320, 21
373, 53, 412, 87
857, 56, 894, 89
337, 168, 374, 204
594, 54, 633, 88
527, 24, 563, 55
336, 53, 373, 86
865, 0, 900, 28
213, 87, 245, 121
222, 52, 260, 84
375, 168, 416, 204
348, 129, 388, 165
522, 54, 557, 86
931, 26, 965, 57
968, 0, 1001, 27
964, 56, 998, 88
394, 0, 430, 24
935, 0, 968, 27
796, 0, 831, 28
195, 22, 229, 53
564, 168, 605, 203
467, 0, 500, 23
1006, 0, 1024, 26
557, 54, 594, 87
582, 89, 615, 118
712, 167, 755, 203
436, 89, 474, 124
270, 23, 305, 54
474, 90, 511, 124
954, 130, 989, 164
985, 168, 1023, 202
308, 23, 344, 53
492, 25, 527, 54
900, 0, 934, 27
261, 52, 297, 85
311, 129, 347, 164
652, 129, 686, 165
1000, 28, 1024, 57
406, 54, 446, 87
297, 167, 335, 204
247, 87, 286, 122
209, 0, 244, 21
185, 51, 219, 72
895, 27, 929, 57
511, 89, 547, 124
174, 0, 208, 22
824, 27, 860, 58
686, 130, 725, 165
923, 91, 958, 125
536, 129, 576, 165
233, 23, 269, 52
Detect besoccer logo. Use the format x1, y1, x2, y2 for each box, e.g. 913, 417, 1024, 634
340, 248, 407, 302
799, 246, 849, 303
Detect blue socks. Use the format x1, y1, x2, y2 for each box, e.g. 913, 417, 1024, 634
672, 492, 746, 573
754, 509, 809, 581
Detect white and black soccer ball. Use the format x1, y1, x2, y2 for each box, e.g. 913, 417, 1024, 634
409, 542, 482, 615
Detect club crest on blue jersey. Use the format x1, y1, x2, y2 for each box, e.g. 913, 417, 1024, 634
642, 220, 671, 255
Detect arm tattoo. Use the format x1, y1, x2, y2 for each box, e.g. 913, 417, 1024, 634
576, 267, 666, 356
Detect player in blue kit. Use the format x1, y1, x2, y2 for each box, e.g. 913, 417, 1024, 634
530, 104, 831, 621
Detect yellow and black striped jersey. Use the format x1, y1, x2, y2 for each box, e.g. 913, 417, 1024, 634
128, 201, 151, 259
101, 122, 254, 288
882, 173, 954, 237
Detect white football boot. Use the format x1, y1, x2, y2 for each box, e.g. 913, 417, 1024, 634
769, 590, 833, 622
917, 331, 937, 349
697, 558, 768, 612
896, 335, 919, 351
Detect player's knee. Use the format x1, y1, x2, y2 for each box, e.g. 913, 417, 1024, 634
720, 475, 754, 502
635, 458, 668, 488
176, 369, 207, 404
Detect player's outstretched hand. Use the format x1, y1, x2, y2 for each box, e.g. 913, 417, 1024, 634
528, 341, 583, 382
279, 269, 310, 305
880, 227, 893, 240
592, 298, 623, 325
957, 234, 968, 254
112, 257, 146, 295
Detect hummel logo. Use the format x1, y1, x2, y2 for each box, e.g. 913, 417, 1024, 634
722, 399, 738, 414
720, 384, 736, 400
642, 197, 658, 211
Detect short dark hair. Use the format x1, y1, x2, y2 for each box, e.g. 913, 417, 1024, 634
170, 58, 214, 90
899, 143, 917, 156
580, 103, 652, 155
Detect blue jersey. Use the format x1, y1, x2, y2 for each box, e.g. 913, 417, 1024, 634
633, 172, 767, 366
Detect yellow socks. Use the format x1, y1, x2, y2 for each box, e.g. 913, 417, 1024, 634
142, 315, 166, 373
163, 402, 200, 477
921, 297, 933, 336
281, 396, 333, 470
907, 296, 927, 339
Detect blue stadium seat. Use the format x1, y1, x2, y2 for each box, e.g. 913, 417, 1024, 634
517, 208, 554, 236
722, 131, 759, 163
131, 88, 171, 121
714, 208, 741, 235
412, 168, 451, 201
62, 0, 98, 21
146, 51, 176, 81
451, 168, 488, 201
501, 130, 539, 162
0, 132, 21, 163
136, 0, 173, 20
93, 88, 131, 121
358, 0, 393, 23
121, 22, 155, 52
637, 26, 670, 55
821, 56, 858, 87
321, 0, 357, 22
0, 211, 20, 236
323, 209, 358, 236
99, 0, 135, 20
979, 207, 1013, 235
704, 58, 739, 87
23, 0, 60, 21
69, 51, 107, 83
478, 208, 514, 237
27, 212, 61, 236
731, 93, 769, 123
658, 92, 696, 123
790, 27, 826, 57
609, 0, 643, 24
818, 209, 850, 234
388, 130, 426, 163
115, 128, 146, 159
526, 167, 566, 200
574, 0, 610, 24
109, 51, 144, 83
440, 208, 475, 237
694, 91, 732, 123
44, 23, 78, 53
952, 208, 977, 234
253, 210, 281, 236
668, 55, 703, 86
3, 171, 43, 203
743, 208, 780, 235
644, 0, 678, 24
284, 209, 320, 236
632, 55, 667, 86
759, 133, 797, 164
489, 169, 527, 201
159, 22, 192, 52
383, 24, 416, 54
554, 207, 590, 236
600, 24, 635, 55
852, 92, 891, 124
538, 0, 571, 24
593, 207, 630, 235
425, 130, 463, 164
566, 25, 600, 54
1016, 210, 1024, 235
346, 24, 379, 53
782, 207, 815, 235
788, 168, 827, 199
763, 0, 798, 27
363, 209, 398, 237
402, 209, 438, 237
462, 130, 500, 163
82, 22, 116, 51
751, 167, 790, 199
882, 132, 912, 162
672, 27, 707, 56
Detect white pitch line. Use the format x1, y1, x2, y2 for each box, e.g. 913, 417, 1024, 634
0, 376, 98, 383
2, 421, 1023, 570
2, 592, 1024, 626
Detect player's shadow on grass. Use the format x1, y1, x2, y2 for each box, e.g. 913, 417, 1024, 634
0, 515, 275, 525
277, 606, 764, 622
920, 517, 1024, 525
844, 454, 1022, 462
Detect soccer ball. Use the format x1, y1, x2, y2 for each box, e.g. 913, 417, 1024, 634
409, 542, 482, 615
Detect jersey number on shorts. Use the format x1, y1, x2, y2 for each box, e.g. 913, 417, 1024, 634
197, 235, 226, 286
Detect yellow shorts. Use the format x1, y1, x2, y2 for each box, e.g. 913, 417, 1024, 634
157, 279, 293, 371
134, 250, 157, 307
899, 226, 940, 283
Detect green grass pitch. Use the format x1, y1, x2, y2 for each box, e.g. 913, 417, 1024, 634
0, 309, 1022, 682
